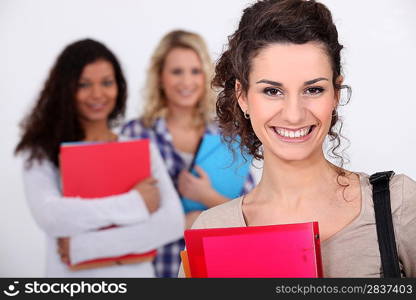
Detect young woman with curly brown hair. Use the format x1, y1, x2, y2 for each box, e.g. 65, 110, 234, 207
181, 0, 416, 277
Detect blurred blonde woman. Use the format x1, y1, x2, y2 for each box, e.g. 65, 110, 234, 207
122, 30, 255, 277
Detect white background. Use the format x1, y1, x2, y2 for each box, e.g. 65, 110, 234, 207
1, 0, 415, 276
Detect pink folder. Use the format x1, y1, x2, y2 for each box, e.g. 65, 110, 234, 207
60, 139, 150, 198
60, 139, 156, 270
184, 222, 323, 278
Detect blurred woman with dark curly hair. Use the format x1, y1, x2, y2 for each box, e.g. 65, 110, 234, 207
15, 39, 184, 277
181, 0, 416, 277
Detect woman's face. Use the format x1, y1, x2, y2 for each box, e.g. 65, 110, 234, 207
238, 42, 341, 163
161, 47, 205, 110
75, 59, 118, 125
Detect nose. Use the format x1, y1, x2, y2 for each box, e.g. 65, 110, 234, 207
281, 95, 305, 125
91, 84, 103, 99
182, 71, 195, 88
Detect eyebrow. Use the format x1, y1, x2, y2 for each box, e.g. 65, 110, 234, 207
255, 77, 329, 86
79, 74, 115, 81
304, 77, 328, 85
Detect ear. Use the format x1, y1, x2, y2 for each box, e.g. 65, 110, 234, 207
235, 80, 248, 114
334, 75, 344, 107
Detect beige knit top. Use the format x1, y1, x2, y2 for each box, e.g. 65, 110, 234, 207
179, 173, 416, 277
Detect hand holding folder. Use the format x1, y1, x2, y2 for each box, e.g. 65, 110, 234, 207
183, 222, 323, 278
59, 139, 157, 270
181, 134, 252, 213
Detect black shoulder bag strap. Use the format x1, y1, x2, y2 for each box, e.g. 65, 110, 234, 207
369, 171, 401, 278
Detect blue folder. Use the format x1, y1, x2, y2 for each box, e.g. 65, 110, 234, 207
181, 134, 252, 213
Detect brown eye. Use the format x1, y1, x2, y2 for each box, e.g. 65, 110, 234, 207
305, 87, 324, 95
102, 80, 114, 87
264, 87, 283, 97
172, 68, 183, 75
78, 82, 90, 89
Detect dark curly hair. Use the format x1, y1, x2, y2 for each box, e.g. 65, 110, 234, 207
214, 0, 348, 166
15, 38, 127, 167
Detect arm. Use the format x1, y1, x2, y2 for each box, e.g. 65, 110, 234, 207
68, 143, 185, 265
397, 175, 416, 277
22, 157, 151, 238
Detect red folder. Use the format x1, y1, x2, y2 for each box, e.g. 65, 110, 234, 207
184, 222, 323, 278
59, 139, 157, 270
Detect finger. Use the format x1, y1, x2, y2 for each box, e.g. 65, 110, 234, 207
184, 171, 195, 181
194, 166, 207, 178
142, 178, 158, 186
187, 170, 205, 183
61, 255, 69, 264
178, 182, 190, 195
178, 172, 189, 184
177, 172, 191, 184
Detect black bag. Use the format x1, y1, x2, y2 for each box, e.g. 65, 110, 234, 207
369, 171, 401, 278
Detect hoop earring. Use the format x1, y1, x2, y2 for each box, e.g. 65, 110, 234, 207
339, 84, 352, 106
244, 110, 250, 120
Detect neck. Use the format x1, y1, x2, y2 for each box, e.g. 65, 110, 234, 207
166, 104, 199, 129
255, 149, 339, 209
82, 120, 116, 142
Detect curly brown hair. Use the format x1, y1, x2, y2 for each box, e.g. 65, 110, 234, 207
214, 0, 348, 165
15, 39, 127, 167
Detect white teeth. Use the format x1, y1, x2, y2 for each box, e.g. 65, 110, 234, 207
274, 126, 311, 138
87, 103, 105, 110
179, 90, 193, 96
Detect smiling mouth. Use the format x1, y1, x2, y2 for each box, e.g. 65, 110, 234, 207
178, 89, 197, 97
86, 103, 107, 110
272, 125, 316, 139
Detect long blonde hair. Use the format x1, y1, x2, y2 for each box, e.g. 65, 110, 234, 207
141, 30, 215, 128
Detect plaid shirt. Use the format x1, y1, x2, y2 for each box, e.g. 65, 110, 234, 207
121, 117, 255, 277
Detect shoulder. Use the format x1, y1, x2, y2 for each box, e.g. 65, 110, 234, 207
205, 120, 220, 135
117, 136, 162, 163
389, 173, 416, 195
360, 172, 416, 219
120, 118, 150, 138
20, 152, 58, 183
191, 197, 244, 230
359, 172, 415, 191
121, 118, 141, 131
373, 173, 416, 209
18, 150, 53, 171
390, 173, 416, 212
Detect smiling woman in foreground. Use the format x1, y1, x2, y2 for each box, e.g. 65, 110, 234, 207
180, 0, 416, 277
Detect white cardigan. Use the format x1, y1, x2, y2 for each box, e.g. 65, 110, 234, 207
21, 139, 185, 277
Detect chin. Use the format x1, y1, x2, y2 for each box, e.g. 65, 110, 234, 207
266, 146, 316, 164
80, 113, 111, 123
175, 99, 200, 109
277, 154, 312, 163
